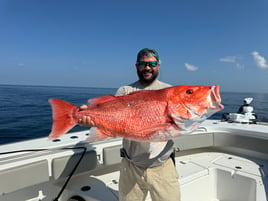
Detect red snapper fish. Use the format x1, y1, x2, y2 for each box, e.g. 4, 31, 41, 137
48, 85, 224, 144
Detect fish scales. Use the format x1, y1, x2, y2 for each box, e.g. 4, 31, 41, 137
86, 91, 169, 136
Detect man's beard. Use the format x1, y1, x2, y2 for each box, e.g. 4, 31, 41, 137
137, 69, 159, 84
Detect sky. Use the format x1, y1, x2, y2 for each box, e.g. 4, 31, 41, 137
0, 0, 268, 93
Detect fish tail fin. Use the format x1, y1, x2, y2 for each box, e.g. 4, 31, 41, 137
86, 128, 113, 143
48, 99, 79, 140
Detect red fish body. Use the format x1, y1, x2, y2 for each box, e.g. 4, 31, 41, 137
48, 85, 224, 142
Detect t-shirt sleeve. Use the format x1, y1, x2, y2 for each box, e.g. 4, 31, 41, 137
115, 86, 127, 96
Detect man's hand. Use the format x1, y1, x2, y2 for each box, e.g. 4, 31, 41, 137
78, 105, 96, 127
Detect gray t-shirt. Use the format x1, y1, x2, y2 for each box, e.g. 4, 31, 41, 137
116, 80, 174, 168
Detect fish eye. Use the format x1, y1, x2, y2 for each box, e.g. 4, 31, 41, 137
186, 89, 193, 94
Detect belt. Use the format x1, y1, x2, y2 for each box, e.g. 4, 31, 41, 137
120, 148, 177, 166
120, 148, 130, 159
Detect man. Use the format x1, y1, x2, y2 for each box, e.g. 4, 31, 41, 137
78, 48, 180, 201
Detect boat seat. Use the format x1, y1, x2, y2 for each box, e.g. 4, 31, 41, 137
0, 160, 49, 194
52, 150, 97, 180
213, 133, 268, 154
173, 132, 268, 155
102, 145, 122, 165
173, 133, 214, 151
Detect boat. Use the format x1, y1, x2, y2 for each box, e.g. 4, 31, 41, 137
0, 119, 267, 201
222, 97, 258, 124
1, 94, 268, 201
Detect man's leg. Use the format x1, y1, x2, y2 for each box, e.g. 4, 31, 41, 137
119, 158, 148, 201
147, 158, 180, 201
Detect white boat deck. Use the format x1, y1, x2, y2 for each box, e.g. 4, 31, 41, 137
64, 151, 267, 201
0, 120, 267, 201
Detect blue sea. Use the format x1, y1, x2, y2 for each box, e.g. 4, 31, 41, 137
1, 84, 268, 145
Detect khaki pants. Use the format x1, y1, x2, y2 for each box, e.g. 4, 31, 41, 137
119, 158, 180, 201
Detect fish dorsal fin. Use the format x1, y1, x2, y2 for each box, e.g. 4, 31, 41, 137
88, 95, 117, 106
127, 90, 144, 95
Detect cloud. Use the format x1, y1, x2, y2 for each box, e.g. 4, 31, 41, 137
220, 55, 244, 69
184, 63, 198, 71
220, 56, 237, 63
236, 63, 244, 69
252, 51, 268, 69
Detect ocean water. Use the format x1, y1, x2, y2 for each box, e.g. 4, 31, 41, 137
0, 84, 268, 145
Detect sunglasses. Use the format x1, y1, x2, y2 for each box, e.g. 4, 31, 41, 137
136, 61, 158, 68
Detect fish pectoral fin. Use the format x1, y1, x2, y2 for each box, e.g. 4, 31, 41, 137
134, 123, 172, 139
85, 128, 115, 143
135, 123, 182, 141
148, 141, 168, 159
136, 123, 183, 142
170, 113, 204, 131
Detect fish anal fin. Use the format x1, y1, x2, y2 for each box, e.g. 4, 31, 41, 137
86, 128, 115, 143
